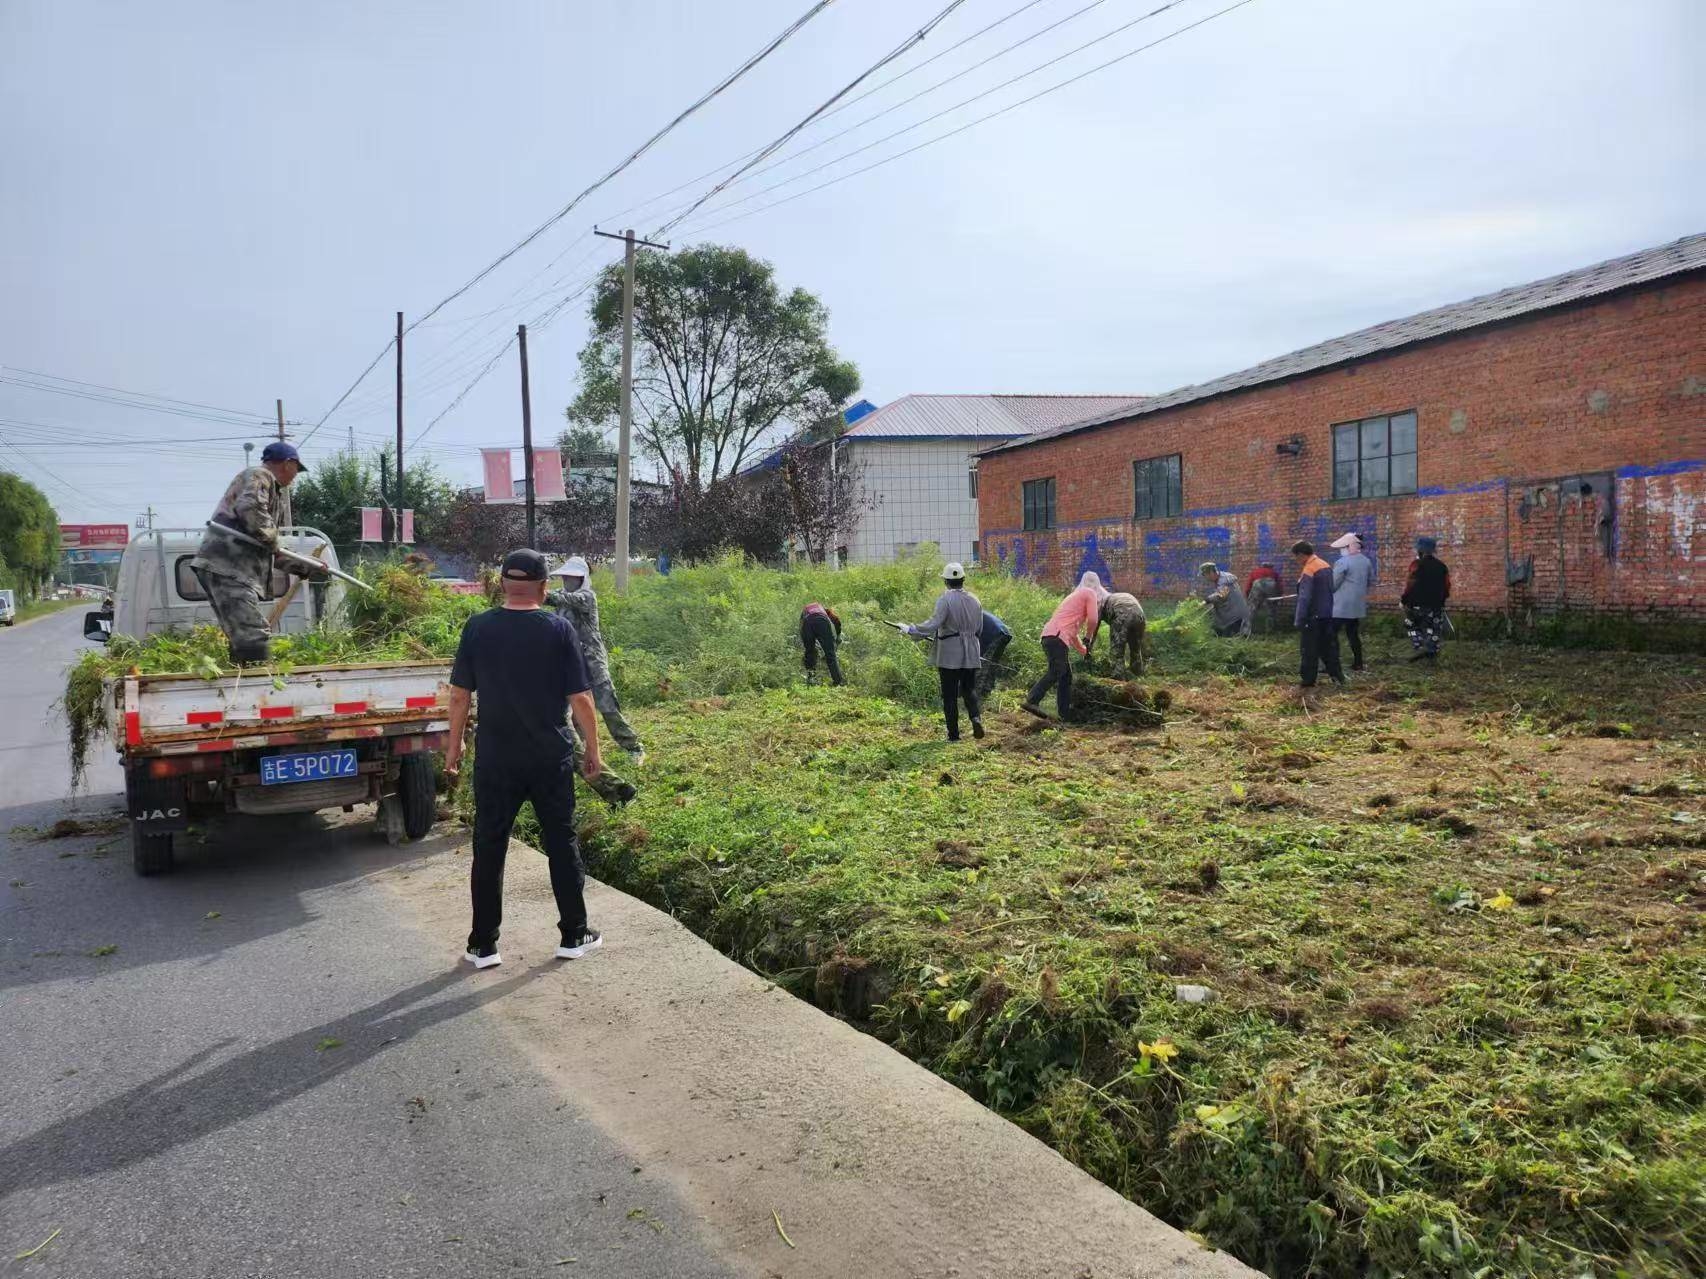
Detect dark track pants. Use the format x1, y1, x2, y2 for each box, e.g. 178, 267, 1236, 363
1027, 635, 1073, 718
469, 757, 586, 948
801, 614, 844, 686
938, 666, 981, 740
1299, 619, 1345, 687
1334, 617, 1364, 669
975, 633, 1010, 699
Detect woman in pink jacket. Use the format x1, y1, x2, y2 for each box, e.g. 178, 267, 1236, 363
1022, 572, 1107, 720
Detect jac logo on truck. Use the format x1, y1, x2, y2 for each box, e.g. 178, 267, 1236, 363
135, 807, 182, 822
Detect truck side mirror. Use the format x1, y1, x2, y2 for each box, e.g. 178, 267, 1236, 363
83, 611, 112, 644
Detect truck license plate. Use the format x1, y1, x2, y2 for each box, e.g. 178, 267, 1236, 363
260, 749, 358, 786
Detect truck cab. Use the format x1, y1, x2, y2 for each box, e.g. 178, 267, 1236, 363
84, 527, 347, 644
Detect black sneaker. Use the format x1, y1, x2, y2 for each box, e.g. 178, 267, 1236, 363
556, 928, 603, 960
971, 718, 986, 739
464, 941, 502, 969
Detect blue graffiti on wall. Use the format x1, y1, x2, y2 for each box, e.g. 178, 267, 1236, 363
1063, 529, 1125, 590
1143, 526, 1232, 591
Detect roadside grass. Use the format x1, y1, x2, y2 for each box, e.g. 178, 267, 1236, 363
11, 596, 84, 625
563, 559, 1705, 1278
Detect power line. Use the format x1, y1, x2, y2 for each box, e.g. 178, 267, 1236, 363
581, 0, 1057, 232
674, 0, 1198, 230
681, 0, 1260, 237
0, 375, 280, 428
0, 433, 105, 504
299, 337, 395, 445
0, 366, 278, 422
654, 0, 972, 237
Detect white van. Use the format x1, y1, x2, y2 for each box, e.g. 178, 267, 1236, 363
85, 527, 348, 643
0, 589, 15, 626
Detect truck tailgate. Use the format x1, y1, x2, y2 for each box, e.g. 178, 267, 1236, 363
113, 661, 452, 753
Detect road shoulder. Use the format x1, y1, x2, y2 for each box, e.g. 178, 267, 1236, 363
378, 838, 1256, 1279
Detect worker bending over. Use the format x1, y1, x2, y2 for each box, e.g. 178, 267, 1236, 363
1023, 571, 1106, 721
1244, 562, 1281, 633
1198, 562, 1251, 637
1100, 589, 1148, 675
799, 601, 844, 686
975, 609, 1012, 700
189, 441, 326, 664
904, 562, 984, 741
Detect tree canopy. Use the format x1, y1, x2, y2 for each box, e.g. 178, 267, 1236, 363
289, 447, 457, 554
0, 471, 60, 598
565, 244, 858, 492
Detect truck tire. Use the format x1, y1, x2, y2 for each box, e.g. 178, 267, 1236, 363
133, 828, 174, 876
398, 754, 437, 841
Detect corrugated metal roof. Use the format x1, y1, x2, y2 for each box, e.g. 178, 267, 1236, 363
983, 231, 1706, 456
844, 394, 1145, 440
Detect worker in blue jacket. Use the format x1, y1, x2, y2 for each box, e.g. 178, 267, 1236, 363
1291, 540, 1345, 690
975, 609, 1013, 699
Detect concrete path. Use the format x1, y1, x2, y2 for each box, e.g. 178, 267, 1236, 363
1, 608, 1253, 1278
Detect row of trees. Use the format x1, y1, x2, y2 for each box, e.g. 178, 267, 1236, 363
287, 446, 458, 559
0, 472, 60, 599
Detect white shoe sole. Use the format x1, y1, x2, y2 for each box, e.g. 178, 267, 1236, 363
464, 950, 502, 969
555, 936, 603, 960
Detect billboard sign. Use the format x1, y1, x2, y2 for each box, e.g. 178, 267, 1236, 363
60, 524, 130, 548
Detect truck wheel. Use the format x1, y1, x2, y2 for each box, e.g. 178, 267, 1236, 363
398, 754, 437, 841
133, 829, 174, 876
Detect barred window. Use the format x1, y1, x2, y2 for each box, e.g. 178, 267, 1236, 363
1022, 478, 1056, 531
1132, 454, 1182, 519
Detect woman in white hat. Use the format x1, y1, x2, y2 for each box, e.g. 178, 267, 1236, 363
1329, 532, 1373, 671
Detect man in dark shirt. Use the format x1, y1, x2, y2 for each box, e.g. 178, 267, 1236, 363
446, 549, 605, 969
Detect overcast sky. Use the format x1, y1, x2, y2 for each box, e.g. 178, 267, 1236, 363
2, 0, 1700, 530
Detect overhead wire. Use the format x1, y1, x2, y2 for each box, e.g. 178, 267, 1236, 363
678, 0, 1260, 237
671, 0, 1201, 230
654, 0, 972, 237
0, 367, 279, 423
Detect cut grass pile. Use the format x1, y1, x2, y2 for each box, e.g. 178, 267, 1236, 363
572, 559, 1706, 1278
60, 562, 483, 783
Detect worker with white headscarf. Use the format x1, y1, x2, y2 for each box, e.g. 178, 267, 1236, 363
549, 556, 645, 763
1329, 532, 1373, 672
1022, 571, 1106, 721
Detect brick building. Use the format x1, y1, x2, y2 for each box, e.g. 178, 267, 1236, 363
976, 234, 1706, 620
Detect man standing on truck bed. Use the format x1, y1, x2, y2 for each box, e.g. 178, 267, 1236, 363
445, 549, 606, 970
189, 441, 325, 663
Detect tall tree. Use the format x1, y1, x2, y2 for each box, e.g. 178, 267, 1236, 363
565, 244, 859, 492
0, 472, 59, 598
557, 424, 612, 465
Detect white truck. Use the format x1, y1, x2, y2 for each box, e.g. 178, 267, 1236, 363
0, 588, 15, 626
83, 527, 453, 875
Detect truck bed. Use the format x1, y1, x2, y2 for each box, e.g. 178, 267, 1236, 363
110, 660, 453, 757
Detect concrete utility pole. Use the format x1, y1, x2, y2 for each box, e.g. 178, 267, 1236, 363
276, 398, 293, 529
594, 226, 667, 593
393, 311, 405, 549
136, 506, 156, 531
518, 323, 536, 547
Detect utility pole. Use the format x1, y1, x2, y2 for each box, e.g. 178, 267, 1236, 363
518, 323, 536, 547
137, 506, 156, 531
393, 311, 405, 549
594, 226, 667, 592
276, 398, 293, 529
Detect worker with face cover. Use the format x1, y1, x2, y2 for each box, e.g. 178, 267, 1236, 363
1329, 532, 1373, 671
904, 562, 985, 741
1022, 571, 1106, 721
545, 557, 639, 810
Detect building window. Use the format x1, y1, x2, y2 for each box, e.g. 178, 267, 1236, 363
967, 461, 979, 500
970, 539, 980, 564
1132, 454, 1182, 519
1022, 478, 1056, 531
1333, 411, 1417, 498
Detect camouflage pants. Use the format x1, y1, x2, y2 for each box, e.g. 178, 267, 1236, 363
192, 566, 270, 663
1108, 618, 1147, 675
574, 673, 642, 754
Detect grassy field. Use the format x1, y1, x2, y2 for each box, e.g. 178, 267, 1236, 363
568, 559, 1705, 1278
10, 596, 84, 625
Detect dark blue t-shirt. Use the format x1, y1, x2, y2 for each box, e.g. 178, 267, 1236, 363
980, 611, 1011, 647
450, 607, 592, 768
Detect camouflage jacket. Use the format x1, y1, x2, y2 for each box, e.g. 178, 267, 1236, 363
1101, 591, 1146, 631
548, 585, 611, 677
191, 466, 281, 582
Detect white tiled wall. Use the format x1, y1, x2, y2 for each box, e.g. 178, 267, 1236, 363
846, 439, 982, 565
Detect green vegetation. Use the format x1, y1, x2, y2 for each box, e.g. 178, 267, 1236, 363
0, 471, 61, 599
52, 549, 1706, 1274
12, 596, 83, 624
60, 562, 484, 784
577, 557, 1705, 1278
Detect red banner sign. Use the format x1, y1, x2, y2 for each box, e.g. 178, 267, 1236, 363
60, 524, 130, 548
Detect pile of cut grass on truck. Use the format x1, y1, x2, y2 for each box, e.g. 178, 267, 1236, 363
576, 558, 1705, 1279
60, 563, 483, 785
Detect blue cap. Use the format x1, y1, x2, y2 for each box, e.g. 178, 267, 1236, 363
261, 441, 306, 470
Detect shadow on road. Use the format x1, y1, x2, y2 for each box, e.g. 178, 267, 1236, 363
1, 799, 469, 993
0, 962, 551, 1198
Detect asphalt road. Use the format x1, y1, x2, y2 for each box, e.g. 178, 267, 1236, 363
0, 609, 737, 1278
